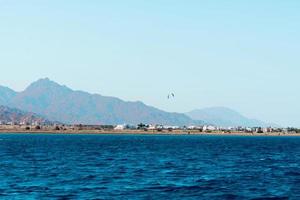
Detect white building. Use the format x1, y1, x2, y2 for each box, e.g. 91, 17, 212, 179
148, 124, 164, 130
203, 125, 216, 131
114, 124, 126, 130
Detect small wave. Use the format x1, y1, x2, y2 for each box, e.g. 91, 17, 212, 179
285, 171, 300, 176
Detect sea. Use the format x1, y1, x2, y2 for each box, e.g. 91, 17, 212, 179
0, 134, 300, 199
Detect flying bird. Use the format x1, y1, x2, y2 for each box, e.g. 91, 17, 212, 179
167, 93, 175, 99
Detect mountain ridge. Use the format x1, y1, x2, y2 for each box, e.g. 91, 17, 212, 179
186, 107, 278, 127
0, 78, 277, 127
0, 86, 17, 106
0, 78, 201, 125
0, 105, 52, 125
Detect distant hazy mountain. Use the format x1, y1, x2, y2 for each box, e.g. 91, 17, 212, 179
0, 86, 16, 106
187, 107, 276, 127
0, 78, 200, 125
0, 105, 51, 125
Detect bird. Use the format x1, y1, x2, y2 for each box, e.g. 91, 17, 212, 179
167, 93, 175, 99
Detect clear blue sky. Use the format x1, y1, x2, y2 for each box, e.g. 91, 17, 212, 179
0, 0, 299, 127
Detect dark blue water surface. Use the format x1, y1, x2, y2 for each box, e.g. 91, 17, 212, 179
1, 134, 300, 199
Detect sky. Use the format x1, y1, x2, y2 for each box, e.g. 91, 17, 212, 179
0, 0, 299, 127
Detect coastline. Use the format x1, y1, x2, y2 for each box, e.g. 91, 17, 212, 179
0, 129, 299, 136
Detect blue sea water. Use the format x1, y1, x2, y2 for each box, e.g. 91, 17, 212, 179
0, 134, 300, 199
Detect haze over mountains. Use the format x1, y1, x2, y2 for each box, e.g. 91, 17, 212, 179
0, 78, 198, 125
0, 86, 16, 106
0, 78, 275, 127
187, 107, 277, 127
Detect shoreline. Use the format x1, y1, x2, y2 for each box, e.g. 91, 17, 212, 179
0, 129, 299, 136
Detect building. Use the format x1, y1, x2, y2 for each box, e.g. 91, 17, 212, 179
114, 124, 126, 130
203, 125, 217, 131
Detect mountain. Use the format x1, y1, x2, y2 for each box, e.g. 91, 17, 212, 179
0, 86, 17, 106
186, 107, 276, 127
0, 78, 201, 125
0, 105, 51, 125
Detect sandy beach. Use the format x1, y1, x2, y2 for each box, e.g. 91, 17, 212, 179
0, 127, 299, 136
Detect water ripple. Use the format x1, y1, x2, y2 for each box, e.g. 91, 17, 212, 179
0, 134, 300, 199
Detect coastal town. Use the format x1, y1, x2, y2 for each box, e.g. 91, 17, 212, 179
0, 120, 299, 135
1, 104, 298, 135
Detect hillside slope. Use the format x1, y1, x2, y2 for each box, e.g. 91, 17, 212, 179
0, 78, 201, 125
0, 105, 51, 125
187, 107, 276, 127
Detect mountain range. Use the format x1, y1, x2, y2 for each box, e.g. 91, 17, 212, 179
0, 105, 51, 125
0, 78, 275, 127
186, 107, 277, 127
0, 78, 199, 125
